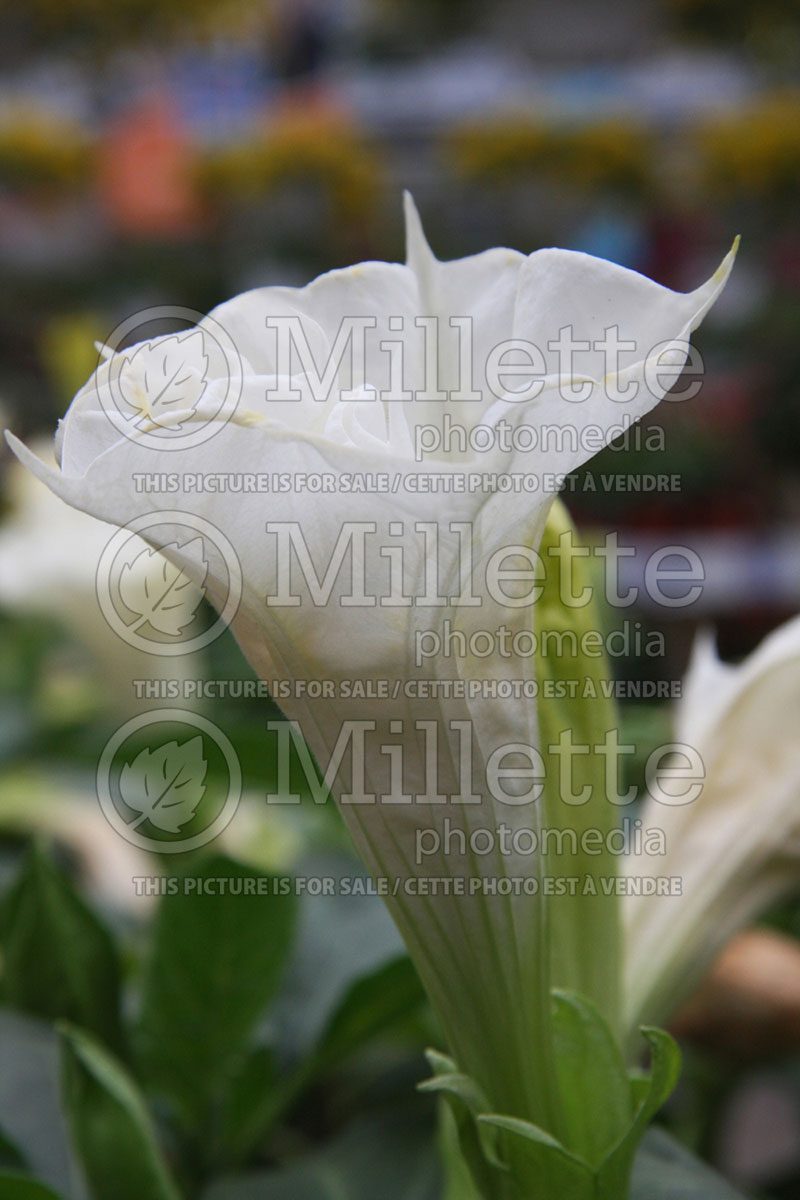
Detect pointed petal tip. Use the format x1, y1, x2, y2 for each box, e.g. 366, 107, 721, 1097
4, 429, 28, 461
4, 430, 62, 491
403, 189, 441, 272
692, 624, 721, 663
708, 235, 740, 294
686, 235, 739, 330
402, 190, 427, 265
719, 234, 740, 278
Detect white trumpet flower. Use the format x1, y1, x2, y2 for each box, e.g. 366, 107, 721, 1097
6, 196, 734, 1137
624, 616, 800, 1040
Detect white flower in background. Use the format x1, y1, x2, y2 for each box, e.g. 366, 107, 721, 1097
0, 770, 303, 915
0, 769, 152, 911
0, 442, 204, 716
6, 196, 735, 1126
624, 616, 800, 1041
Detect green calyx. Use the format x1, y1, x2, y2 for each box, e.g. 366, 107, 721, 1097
535, 499, 623, 1037
421, 989, 681, 1200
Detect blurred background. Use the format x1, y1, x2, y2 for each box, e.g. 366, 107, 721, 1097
0, 1, 799, 1197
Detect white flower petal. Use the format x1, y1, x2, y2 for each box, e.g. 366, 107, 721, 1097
404, 191, 526, 414
512, 240, 738, 380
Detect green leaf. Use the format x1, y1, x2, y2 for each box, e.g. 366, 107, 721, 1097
424, 1048, 456, 1077
222, 953, 425, 1165
313, 954, 425, 1070
423, 1030, 632, 1199
632, 1128, 749, 1198
599, 1026, 682, 1198
0, 1124, 27, 1170
418, 1050, 501, 1196
268, 852, 405, 1060
216, 1046, 275, 1167
137, 854, 296, 1127
477, 1113, 594, 1199
201, 1111, 440, 1200
438, 1099, 484, 1200
536, 500, 622, 1033
551, 989, 633, 1167
0, 1176, 66, 1199
0, 1012, 73, 1193
421, 1021, 683, 1200
0, 842, 123, 1050
59, 1024, 181, 1200
420, 1072, 504, 1168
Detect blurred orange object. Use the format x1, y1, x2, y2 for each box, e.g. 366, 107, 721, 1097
96, 96, 204, 238
672, 928, 800, 1058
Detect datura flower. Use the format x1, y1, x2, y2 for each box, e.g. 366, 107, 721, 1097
624, 616, 800, 1042
6, 196, 735, 1196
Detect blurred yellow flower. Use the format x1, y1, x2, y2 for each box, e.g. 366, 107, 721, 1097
0, 108, 91, 188
448, 117, 651, 193
698, 92, 800, 196
198, 111, 382, 224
